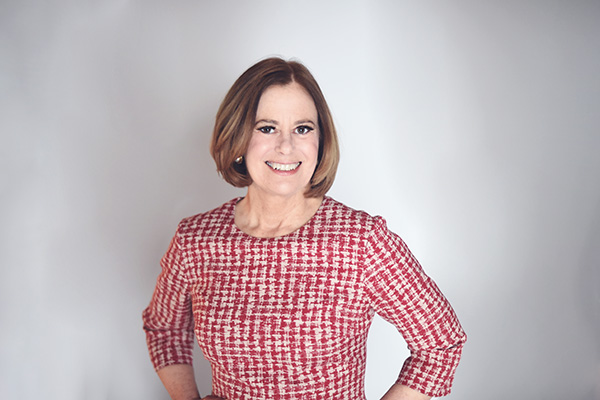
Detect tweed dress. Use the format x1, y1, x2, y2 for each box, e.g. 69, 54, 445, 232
143, 197, 466, 399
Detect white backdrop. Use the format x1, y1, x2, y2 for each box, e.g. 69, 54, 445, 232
1, 1, 599, 399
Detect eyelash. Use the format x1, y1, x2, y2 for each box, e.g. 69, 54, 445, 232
258, 126, 276, 134
295, 126, 314, 135
257, 125, 314, 135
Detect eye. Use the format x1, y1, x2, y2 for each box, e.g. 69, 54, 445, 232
294, 125, 314, 135
257, 126, 276, 134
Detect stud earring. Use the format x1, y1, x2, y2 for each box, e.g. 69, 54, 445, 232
235, 156, 243, 164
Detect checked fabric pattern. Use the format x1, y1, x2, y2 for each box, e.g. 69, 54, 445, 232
143, 197, 466, 399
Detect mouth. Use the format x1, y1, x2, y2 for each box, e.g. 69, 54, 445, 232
265, 161, 302, 171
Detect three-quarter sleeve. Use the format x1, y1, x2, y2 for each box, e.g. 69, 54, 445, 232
142, 229, 196, 371
362, 217, 466, 397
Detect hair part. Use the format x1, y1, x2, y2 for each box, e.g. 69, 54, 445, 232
210, 57, 340, 198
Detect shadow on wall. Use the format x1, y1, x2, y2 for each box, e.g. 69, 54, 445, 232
578, 199, 600, 400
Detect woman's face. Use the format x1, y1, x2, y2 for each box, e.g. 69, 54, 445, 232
245, 82, 320, 201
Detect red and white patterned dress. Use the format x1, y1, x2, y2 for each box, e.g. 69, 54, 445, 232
143, 197, 466, 399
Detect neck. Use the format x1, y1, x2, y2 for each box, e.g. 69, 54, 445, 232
235, 189, 323, 238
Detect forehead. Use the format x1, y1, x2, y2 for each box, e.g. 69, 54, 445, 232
256, 82, 317, 117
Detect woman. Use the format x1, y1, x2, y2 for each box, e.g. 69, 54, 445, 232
143, 57, 466, 400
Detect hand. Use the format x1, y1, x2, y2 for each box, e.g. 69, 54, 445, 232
200, 396, 226, 400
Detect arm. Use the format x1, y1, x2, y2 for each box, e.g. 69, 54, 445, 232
157, 364, 226, 400
363, 217, 466, 397
142, 233, 200, 395
381, 384, 431, 400
157, 364, 201, 400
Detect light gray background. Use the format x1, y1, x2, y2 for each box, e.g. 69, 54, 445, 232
1, 1, 599, 399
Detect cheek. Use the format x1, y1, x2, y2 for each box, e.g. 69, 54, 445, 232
245, 136, 267, 159
307, 138, 320, 163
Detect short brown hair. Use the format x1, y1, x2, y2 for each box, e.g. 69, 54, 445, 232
210, 57, 340, 198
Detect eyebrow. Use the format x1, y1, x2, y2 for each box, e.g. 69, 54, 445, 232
254, 119, 317, 126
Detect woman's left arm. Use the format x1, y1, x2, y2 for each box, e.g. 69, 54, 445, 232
362, 217, 466, 398
381, 384, 431, 400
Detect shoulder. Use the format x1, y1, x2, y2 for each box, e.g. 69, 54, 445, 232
318, 196, 386, 236
176, 198, 239, 238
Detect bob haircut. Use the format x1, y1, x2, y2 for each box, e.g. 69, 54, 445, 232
210, 57, 340, 198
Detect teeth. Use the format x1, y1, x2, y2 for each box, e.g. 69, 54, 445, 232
266, 161, 301, 171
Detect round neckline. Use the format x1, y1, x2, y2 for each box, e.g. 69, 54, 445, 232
231, 196, 329, 240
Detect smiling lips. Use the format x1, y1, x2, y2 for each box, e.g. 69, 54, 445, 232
265, 161, 302, 172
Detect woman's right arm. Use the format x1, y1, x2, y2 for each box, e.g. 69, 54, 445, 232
157, 364, 201, 400
157, 364, 226, 400
143, 233, 213, 398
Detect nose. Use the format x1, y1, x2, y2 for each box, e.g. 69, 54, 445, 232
275, 131, 293, 154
